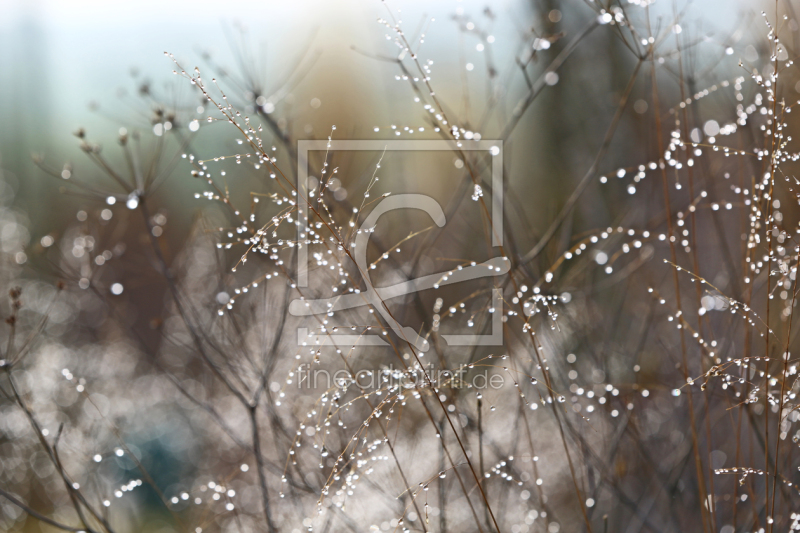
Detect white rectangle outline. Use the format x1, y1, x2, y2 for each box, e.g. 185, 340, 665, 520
296, 287, 502, 348
296, 139, 503, 287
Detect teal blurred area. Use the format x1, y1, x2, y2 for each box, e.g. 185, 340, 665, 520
0, 0, 766, 263
0, 0, 750, 174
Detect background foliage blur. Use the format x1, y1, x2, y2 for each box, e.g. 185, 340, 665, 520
0, 1, 790, 532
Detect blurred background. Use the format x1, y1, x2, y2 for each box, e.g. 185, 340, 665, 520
0, 1, 791, 532
0, 0, 746, 224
